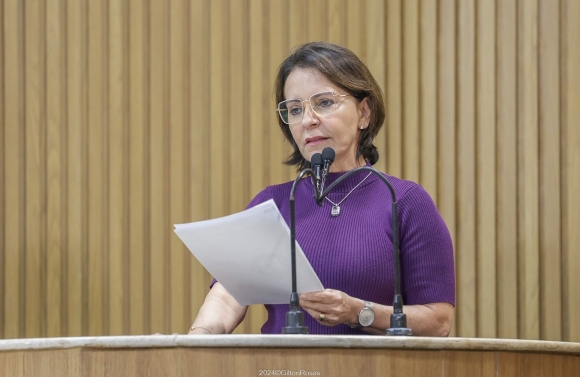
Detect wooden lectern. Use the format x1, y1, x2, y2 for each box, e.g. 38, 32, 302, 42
1, 335, 579, 376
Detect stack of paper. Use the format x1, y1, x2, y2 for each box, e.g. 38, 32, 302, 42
174, 199, 324, 306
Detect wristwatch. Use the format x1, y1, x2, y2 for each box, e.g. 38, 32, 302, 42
357, 300, 375, 327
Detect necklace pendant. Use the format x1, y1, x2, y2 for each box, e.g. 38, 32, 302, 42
331, 204, 341, 217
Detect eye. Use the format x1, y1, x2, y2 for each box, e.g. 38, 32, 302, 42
316, 98, 335, 108
289, 106, 303, 116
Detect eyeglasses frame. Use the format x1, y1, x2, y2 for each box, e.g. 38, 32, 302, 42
276, 91, 352, 125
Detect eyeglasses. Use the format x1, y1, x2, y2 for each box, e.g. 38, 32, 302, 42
277, 91, 351, 125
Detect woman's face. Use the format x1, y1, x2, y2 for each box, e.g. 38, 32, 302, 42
283, 68, 371, 172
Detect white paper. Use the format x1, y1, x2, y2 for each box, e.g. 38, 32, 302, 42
174, 199, 324, 305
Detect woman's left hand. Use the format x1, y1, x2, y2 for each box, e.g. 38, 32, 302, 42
300, 289, 360, 327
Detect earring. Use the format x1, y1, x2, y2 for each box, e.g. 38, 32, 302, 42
360, 125, 365, 130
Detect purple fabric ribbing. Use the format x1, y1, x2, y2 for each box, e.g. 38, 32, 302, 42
239, 167, 456, 335
209, 167, 456, 334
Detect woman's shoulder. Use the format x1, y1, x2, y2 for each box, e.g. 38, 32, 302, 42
373, 171, 430, 201
246, 180, 295, 209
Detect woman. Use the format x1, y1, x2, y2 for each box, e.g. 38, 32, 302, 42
189, 42, 455, 336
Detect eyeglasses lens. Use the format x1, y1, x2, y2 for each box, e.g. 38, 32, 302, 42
277, 92, 338, 124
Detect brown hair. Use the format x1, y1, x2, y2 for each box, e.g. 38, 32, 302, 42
274, 42, 385, 171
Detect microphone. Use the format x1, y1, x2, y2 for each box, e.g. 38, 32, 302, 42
318, 147, 335, 205
310, 153, 323, 200
319, 165, 412, 336
282, 167, 314, 334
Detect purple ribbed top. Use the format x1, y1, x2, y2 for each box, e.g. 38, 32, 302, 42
218, 168, 456, 334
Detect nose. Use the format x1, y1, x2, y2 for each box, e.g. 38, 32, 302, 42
301, 102, 320, 127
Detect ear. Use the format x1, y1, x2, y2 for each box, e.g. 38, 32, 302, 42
357, 97, 371, 127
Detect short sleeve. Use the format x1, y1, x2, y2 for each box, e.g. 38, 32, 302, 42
397, 185, 456, 306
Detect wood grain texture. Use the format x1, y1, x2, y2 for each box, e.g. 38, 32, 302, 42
456, 0, 476, 338
443, 350, 496, 377
3, 0, 25, 340
128, 0, 147, 336
65, 0, 86, 338
538, 0, 562, 341
496, 0, 519, 340
0, 350, 24, 377
562, 0, 580, 342
24, 349, 80, 377
0, 0, 579, 341
517, 0, 540, 340
475, 0, 497, 339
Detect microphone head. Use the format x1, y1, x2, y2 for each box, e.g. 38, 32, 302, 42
321, 147, 335, 163
310, 153, 322, 168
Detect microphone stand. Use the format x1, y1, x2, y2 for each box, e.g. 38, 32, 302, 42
282, 168, 317, 334
318, 166, 412, 336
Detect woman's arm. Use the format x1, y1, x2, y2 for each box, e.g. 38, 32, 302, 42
188, 282, 248, 334
300, 289, 453, 337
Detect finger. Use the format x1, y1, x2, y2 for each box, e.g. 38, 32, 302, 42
302, 307, 334, 327
301, 289, 340, 304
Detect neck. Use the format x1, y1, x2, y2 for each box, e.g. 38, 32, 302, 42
328, 156, 367, 173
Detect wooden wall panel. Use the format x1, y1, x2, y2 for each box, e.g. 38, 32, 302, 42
1, 0, 580, 342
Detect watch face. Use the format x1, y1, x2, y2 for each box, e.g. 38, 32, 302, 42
359, 308, 375, 327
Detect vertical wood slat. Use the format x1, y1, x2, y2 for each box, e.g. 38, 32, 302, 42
209, 0, 228, 217
517, 0, 540, 340
3, 0, 24, 340
168, 0, 188, 335
25, 0, 46, 338
327, 0, 346, 46
496, 0, 519, 340
402, 0, 419, 182
308, 0, 327, 42
267, 1, 287, 186
189, 0, 210, 328
228, 0, 248, 214
128, 0, 146, 336
366, 0, 385, 173
289, 0, 308, 49
87, 0, 105, 336
385, 0, 402, 177
0, 0, 4, 341
476, 0, 497, 338
45, 0, 65, 338
346, 0, 364, 59
437, 0, 457, 332
248, 0, 267, 198
229, 0, 252, 333
65, 0, 85, 338
247, 0, 269, 333
563, 0, 580, 342
419, 0, 438, 203
1, 0, 580, 341
107, 0, 126, 336
148, 0, 169, 334
456, 0, 476, 338
538, 0, 561, 341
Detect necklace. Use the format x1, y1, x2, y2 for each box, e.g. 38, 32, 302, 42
324, 172, 372, 216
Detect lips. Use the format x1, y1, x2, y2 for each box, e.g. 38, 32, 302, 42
305, 136, 329, 145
